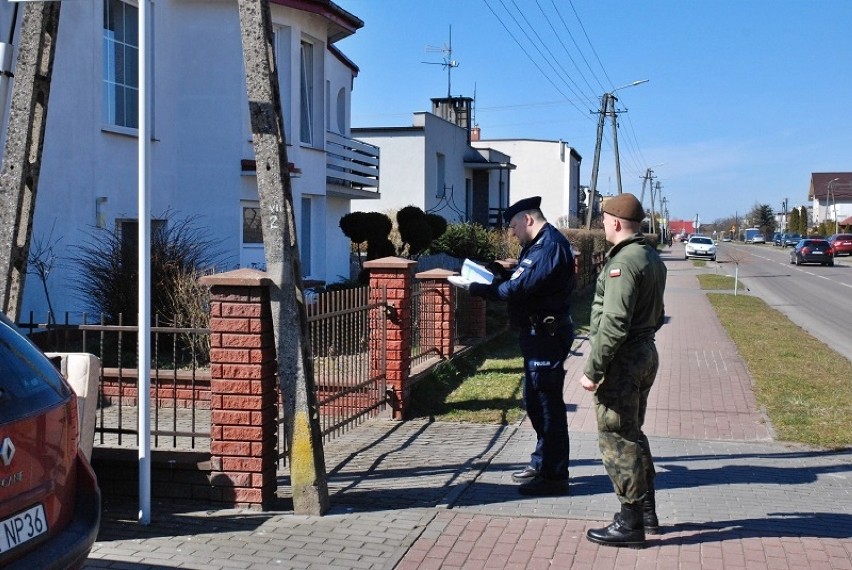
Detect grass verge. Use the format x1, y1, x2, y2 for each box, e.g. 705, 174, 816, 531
406, 330, 525, 424
706, 291, 852, 449
407, 288, 593, 424
697, 273, 747, 292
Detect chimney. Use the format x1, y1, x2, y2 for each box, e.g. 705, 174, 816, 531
471, 126, 480, 141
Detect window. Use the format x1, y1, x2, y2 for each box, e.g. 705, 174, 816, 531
436, 153, 445, 198
103, 0, 139, 129
299, 40, 313, 145
465, 178, 472, 221
300, 197, 312, 276
242, 207, 263, 244
336, 87, 346, 134
118, 218, 166, 255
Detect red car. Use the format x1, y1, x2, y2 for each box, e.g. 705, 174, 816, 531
0, 314, 100, 569
828, 233, 852, 256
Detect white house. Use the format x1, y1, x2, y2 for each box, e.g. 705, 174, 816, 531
352, 97, 514, 228
0, 0, 378, 319
471, 135, 582, 227
809, 172, 852, 231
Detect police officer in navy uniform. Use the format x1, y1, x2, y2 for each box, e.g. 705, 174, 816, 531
449, 196, 575, 496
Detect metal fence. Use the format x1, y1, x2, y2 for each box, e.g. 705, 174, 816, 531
410, 280, 441, 369
307, 285, 388, 440
20, 286, 390, 460
20, 312, 212, 451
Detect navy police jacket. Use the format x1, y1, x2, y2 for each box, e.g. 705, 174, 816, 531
470, 223, 575, 328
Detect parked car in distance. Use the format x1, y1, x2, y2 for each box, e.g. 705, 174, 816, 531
772, 232, 783, 246
684, 235, 717, 261
790, 239, 834, 266
828, 233, 852, 256
748, 234, 766, 244
0, 313, 101, 569
782, 233, 801, 247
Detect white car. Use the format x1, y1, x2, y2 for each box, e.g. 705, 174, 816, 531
749, 234, 766, 244
684, 235, 717, 261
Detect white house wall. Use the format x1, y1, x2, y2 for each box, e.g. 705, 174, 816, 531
12, 0, 359, 319
473, 139, 581, 225
351, 129, 426, 215
352, 113, 472, 223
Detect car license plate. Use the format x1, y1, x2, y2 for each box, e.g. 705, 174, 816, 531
813, 251, 823, 255
0, 504, 48, 554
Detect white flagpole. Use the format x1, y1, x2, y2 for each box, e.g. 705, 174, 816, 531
137, 0, 152, 525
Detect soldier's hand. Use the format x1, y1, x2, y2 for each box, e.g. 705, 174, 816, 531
580, 375, 598, 392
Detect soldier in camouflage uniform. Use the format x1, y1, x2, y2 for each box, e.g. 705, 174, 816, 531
579, 193, 667, 548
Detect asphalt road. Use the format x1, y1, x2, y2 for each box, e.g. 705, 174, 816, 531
700, 241, 852, 362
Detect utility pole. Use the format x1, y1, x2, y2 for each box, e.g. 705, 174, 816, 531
584, 80, 649, 229
651, 180, 661, 235
610, 95, 623, 196
584, 94, 607, 229
0, 3, 61, 320
237, 0, 329, 516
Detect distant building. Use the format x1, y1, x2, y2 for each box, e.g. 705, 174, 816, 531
353, 96, 582, 229
809, 172, 852, 231
471, 134, 582, 227
668, 220, 696, 237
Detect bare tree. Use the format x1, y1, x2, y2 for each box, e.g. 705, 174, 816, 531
27, 221, 62, 323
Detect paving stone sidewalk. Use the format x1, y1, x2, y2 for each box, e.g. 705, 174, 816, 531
85, 255, 852, 569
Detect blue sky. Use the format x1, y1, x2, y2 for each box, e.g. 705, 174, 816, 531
335, 0, 852, 223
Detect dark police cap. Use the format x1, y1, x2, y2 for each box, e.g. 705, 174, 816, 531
602, 193, 645, 222
503, 196, 542, 222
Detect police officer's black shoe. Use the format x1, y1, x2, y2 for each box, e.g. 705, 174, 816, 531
517, 475, 568, 496
586, 504, 646, 548
511, 466, 539, 483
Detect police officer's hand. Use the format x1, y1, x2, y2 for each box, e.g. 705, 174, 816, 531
580, 375, 598, 392
447, 276, 472, 290
485, 261, 511, 280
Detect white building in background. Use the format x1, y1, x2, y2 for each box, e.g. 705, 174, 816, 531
352, 96, 583, 230
809, 172, 852, 230
471, 136, 583, 227
0, 0, 378, 318
353, 97, 514, 227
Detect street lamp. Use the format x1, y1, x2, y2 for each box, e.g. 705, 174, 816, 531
585, 79, 650, 229
828, 178, 840, 236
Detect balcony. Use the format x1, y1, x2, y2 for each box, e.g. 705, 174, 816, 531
326, 131, 380, 199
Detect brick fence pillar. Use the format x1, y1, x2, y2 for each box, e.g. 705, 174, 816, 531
363, 256, 416, 419
415, 268, 455, 359
199, 269, 277, 509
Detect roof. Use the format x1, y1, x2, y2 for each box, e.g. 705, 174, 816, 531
808, 172, 852, 201
273, 0, 363, 43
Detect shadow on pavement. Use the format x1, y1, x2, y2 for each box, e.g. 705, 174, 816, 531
659, 512, 852, 542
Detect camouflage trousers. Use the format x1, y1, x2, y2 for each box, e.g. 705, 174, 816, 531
593, 340, 659, 505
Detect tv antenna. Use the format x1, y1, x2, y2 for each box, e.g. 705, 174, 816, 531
423, 25, 459, 98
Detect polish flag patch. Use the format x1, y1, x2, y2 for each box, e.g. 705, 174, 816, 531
609, 268, 622, 278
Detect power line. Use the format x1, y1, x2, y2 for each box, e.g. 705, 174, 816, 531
481, 0, 592, 121
546, 0, 607, 94
505, 0, 597, 109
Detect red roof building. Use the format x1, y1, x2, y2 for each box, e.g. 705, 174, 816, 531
669, 220, 695, 236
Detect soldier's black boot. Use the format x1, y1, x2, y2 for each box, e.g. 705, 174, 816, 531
586, 503, 646, 548
643, 489, 660, 535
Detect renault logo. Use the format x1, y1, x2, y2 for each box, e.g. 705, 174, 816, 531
0, 437, 15, 467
